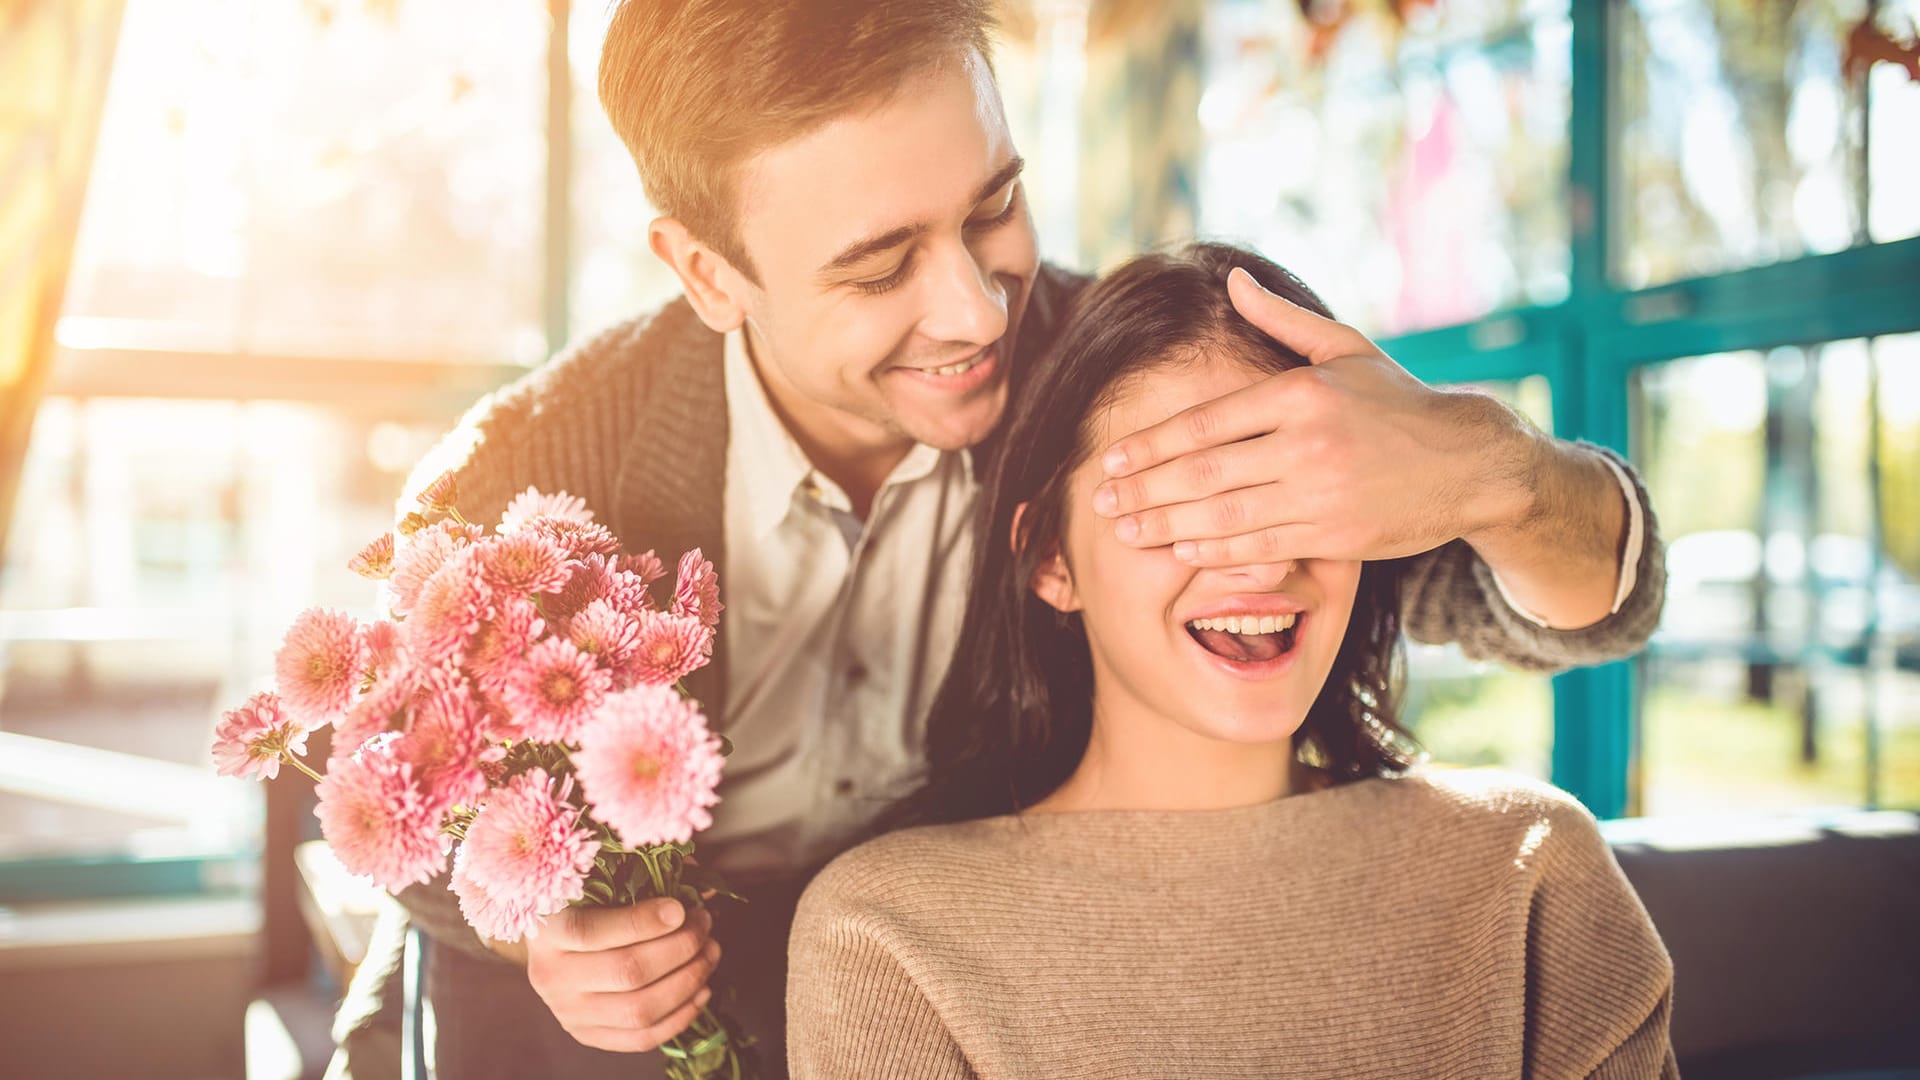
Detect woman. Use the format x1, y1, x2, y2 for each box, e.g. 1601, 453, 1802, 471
785, 243, 1676, 1079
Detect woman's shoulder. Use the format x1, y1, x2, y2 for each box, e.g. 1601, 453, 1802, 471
795, 819, 1019, 931
1369, 767, 1614, 873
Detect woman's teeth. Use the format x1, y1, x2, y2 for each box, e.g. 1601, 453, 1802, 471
1186, 614, 1297, 635
924, 354, 983, 377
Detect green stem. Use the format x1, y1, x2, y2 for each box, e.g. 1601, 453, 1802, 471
286, 755, 324, 784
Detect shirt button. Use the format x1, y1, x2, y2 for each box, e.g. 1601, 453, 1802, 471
834, 779, 855, 796
845, 663, 869, 685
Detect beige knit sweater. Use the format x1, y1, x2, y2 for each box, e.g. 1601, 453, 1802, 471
787, 769, 1677, 1079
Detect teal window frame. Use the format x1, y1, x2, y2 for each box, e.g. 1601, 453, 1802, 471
1382, 3, 1920, 819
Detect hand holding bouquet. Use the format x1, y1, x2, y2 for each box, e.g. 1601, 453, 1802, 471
212, 473, 753, 1079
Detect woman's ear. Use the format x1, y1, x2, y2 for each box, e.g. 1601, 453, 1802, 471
1013, 502, 1081, 613
648, 217, 749, 334
1028, 551, 1080, 614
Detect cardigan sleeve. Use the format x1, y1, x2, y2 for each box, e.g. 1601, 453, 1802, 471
1400, 443, 1667, 673
1520, 794, 1677, 1080
787, 874, 978, 1080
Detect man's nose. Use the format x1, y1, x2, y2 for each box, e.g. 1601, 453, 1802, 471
919, 241, 1006, 346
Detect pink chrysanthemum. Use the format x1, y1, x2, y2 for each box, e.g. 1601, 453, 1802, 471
499, 637, 611, 743
450, 855, 540, 945
335, 658, 441, 753
314, 744, 448, 892
211, 692, 309, 781
617, 550, 667, 589
498, 487, 594, 534
464, 596, 545, 694
527, 518, 621, 561
394, 678, 499, 808
415, 470, 460, 514
477, 531, 572, 596
389, 519, 485, 617
574, 686, 724, 848
406, 548, 494, 666
362, 620, 405, 684
568, 599, 644, 675
549, 555, 652, 626
449, 769, 598, 942
349, 533, 397, 580
671, 549, 724, 630
274, 609, 367, 726
628, 611, 713, 687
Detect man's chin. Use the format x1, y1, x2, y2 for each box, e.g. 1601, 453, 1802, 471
895, 383, 1008, 452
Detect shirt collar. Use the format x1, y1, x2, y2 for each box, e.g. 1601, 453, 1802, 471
723, 327, 977, 537
724, 328, 819, 541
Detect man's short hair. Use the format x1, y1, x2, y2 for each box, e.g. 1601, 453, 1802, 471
598, 0, 997, 281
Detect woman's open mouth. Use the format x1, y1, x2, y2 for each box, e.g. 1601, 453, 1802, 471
1184, 613, 1302, 668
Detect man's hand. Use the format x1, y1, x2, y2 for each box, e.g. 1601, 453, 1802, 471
1092, 266, 1626, 629
516, 898, 721, 1053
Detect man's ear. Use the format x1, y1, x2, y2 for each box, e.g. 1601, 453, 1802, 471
1011, 502, 1081, 614
648, 217, 750, 334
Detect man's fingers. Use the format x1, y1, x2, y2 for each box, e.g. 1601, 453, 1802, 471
552, 897, 688, 950
1113, 484, 1296, 549
1101, 379, 1280, 479
1226, 266, 1377, 366
1172, 524, 1319, 568
570, 986, 714, 1054
560, 912, 713, 993
566, 938, 721, 1029
1095, 435, 1278, 520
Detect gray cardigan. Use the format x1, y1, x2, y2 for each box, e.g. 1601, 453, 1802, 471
330, 264, 1667, 1079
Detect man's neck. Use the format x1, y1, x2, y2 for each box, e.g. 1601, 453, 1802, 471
741, 326, 911, 519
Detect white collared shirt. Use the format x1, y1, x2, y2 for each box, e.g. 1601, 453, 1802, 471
708, 329, 978, 876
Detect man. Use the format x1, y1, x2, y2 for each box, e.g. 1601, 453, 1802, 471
328, 2, 1662, 1077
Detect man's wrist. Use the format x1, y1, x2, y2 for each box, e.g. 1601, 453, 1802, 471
1455, 391, 1545, 549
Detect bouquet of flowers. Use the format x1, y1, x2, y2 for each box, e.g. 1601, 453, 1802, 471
211, 472, 753, 1080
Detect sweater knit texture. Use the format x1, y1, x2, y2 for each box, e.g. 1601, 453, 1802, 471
787, 769, 1679, 1080
333, 263, 1667, 1080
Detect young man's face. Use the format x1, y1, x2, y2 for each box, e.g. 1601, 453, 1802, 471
729, 49, 1039, 454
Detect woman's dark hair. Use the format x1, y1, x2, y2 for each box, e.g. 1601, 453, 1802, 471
899, 241, 1419, 827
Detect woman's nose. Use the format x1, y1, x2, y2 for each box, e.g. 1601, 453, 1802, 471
1215, 559, 1298, 589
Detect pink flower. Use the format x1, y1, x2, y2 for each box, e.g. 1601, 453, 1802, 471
628, 611, 712, 687
450, 857, 539, 946
363, 620, 405, 683
349, 533, 396, 580
617, 550, 667, 589
449, 768, 598, 942
415, 470, 460, 514
549, 555, 652, 626
314, 743, 448, 892
574, 686, 724, 848
337, 658, 425, 752
464, 597, 544, 694
500, 637, 611, 743
499, 487, 594, 533
393, 678, 499, 808
477, 531, 571, 596
405, 547, 494, 666
389, 519, 484, 617
274, 609, 367, 726
568, 599, 643, 674
671, 549, 723, 630
528, 518, 621, 560
212, 692, 309, 781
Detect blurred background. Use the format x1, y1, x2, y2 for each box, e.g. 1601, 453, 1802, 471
2, 1, 1917, 1078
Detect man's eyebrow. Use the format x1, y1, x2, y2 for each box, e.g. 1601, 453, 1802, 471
821, 223, 929, 277
817, 156, 1027, 279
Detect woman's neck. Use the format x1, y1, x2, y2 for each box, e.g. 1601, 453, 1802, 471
1028, 696, 1300, 815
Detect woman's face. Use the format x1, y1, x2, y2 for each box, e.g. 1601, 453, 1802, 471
1034, 351, 1362, 745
